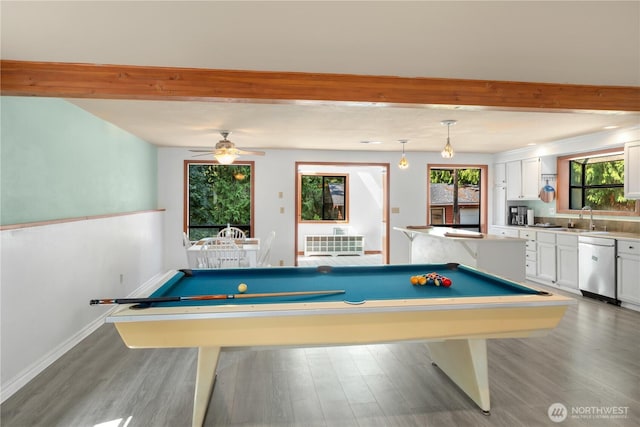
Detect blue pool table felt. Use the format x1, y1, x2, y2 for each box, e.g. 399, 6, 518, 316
148, 263, 542, 307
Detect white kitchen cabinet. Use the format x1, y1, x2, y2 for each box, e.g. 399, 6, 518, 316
624, 140, 640, 199
488, 226, 519, 237
617, 240, 640, 305
493, 185, 506, 225
536, 232, 556, 285
506, 158, 540, 200
556, 234, 578, 289
519, 229, 537, 278
493, 163, 506, 186
493, 163, 507, 225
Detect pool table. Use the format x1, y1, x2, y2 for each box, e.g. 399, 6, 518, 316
106, 263, 574, 426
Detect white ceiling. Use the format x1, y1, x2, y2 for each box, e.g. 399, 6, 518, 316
2, 1, 639, 154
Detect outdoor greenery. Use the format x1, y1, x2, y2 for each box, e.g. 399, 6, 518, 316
188, 164, 251, 240
570, 156, 634, 211
300, 175, 346, 221
430, 168, 480, 185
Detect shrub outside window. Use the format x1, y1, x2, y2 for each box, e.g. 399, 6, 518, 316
569, 153, 635, 212
299, 174, 348, 222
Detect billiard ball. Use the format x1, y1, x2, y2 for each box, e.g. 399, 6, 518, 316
442, 278, 452, 287
238, 283, 248, 293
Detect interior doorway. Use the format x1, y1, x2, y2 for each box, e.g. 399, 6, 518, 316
294, 162, 390, 266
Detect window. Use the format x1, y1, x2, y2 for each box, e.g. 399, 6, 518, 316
430, 207, 445, 224
569, 153, 634, 211
557, 149, 639, 216
427, 165, 488, 233
299, 174, 348, 222
184, 161, 254, 240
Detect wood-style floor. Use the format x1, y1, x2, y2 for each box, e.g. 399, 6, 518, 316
2, 280, 639, 426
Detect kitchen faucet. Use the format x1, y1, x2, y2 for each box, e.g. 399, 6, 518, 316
579, 206, 595, 230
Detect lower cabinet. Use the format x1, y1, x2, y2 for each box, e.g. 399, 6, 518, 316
556, 234, 579, 289
488, 226, 519, 237
617, 240, 640, 305
523, 231, 579, 292
536, 232, 556, 284
519, 229, 537, 279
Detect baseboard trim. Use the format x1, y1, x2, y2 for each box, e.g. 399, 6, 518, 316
0, 270, 167, 403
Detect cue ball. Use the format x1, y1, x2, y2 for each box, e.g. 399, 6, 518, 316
238, 283, 248, 293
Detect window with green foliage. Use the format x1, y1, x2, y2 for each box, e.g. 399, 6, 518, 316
186, 162, 253, 240
428, 167, 483, 231
569, 153, 635, 211
299, 174, 348, 221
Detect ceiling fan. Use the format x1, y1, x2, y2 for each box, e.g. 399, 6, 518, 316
190, 131, 265, 164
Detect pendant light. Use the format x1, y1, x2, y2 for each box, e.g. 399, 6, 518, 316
440, 120, 457, 159
398, 140, 409, 169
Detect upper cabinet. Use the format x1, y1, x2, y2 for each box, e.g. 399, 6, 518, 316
493, 163, 506, 186
624, 141, 640, 199
506, 158, 540, 200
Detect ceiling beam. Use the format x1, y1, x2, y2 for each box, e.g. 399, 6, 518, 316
1, 60, 639, 112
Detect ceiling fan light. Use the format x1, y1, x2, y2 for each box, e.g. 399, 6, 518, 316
214, 149, 238, 165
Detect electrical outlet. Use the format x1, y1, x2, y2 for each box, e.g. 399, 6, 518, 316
391, 207, 400, 214
280, 207, 285, 214
279, 260, 284, 266
548, 207, 556, 215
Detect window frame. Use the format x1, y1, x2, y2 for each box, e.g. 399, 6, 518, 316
426, 164, 488, 233
557, 148, 640, 217
183, 160, 256, 238
430, 207, 445, 224
297, 172, 350, 223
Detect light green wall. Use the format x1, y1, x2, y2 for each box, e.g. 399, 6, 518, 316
1, 97, 157, 225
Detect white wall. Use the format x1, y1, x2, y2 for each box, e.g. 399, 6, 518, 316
158, 147, 494, 268
0, 211, 164, 401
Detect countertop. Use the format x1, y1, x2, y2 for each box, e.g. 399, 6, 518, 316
495, 225, 640, 242
395, 226, 525, 241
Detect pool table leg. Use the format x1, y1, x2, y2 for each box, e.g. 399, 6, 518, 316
192, 346, 221, 427
426, 339, 490, 414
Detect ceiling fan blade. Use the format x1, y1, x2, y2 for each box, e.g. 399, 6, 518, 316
191, 152, 215, 157
236, 149, 266, 156
189, 149, 214, 153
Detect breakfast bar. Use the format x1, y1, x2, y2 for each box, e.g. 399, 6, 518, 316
395, 226, 526, 282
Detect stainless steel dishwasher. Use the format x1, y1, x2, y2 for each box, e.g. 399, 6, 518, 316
578, 235, 618, 304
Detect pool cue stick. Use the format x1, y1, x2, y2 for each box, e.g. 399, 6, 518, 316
90, 289, 345, 305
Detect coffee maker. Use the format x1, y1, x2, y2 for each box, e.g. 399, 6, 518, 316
509, 206, 519, 225
509, 206, 528, 225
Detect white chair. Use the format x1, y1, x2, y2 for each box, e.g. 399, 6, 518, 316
217, 225, 246, 240
183, 232, 194, 267
257, 231, 275, 267
204, 239, 245, 268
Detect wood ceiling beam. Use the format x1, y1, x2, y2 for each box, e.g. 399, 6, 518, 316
1, 60, 639, 112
